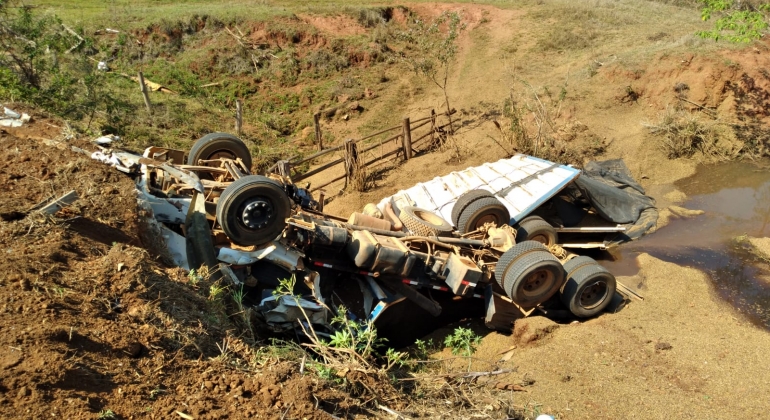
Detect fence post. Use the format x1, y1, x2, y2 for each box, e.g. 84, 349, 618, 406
314, 112, 323, 151
235, 99, 243, 137
402, 117, 413, 160
430, 109, 436, 146
138, 71, 152, 113
343, 139, 358, 190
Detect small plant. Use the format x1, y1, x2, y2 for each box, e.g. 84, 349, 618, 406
97, 409, 117, 419
187, 268, 201, 286
208, 281, 226, 302
51, 286, 66, 299
444, 326, 482, 357
328, 308, 383, 360
232, 284, 246, 311
148, 386, 165, 400
384, 347, 409, 370
311, 362, 342, 384
272, 274, 298, 298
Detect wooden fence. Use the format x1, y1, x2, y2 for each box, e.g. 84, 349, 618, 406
269, 109, 455, 195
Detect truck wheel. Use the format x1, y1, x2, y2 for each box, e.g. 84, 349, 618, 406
560, 256, 616, 318
451, 189, 493, 227
516, 215, 558, 246
216, 175, 291, 246
398, 206, 453, 236
187, 132, 252, 172
456, 196, 510, 233
495, 240, 564, 307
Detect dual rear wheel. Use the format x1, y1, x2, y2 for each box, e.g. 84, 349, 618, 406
494, 241, 615, 317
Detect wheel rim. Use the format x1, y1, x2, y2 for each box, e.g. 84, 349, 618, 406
579, 280, 608, 309
205, 149, 238, 163
475, 213, 500, 227
529, 233, 550, 245
239, 197, 274, 230
521, 268, 556, 298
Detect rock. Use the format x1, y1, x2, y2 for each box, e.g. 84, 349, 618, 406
203, 381, 213, 390
668, 205, 704, 218
513, 316, 559, 345
748, 237, 770, 260
348, 101, 361, 111
655, 342, 673, 351
18, 279, 30, 291
16, 386, 29, 399
127, 342, 143, 358
127, 306, 142, 317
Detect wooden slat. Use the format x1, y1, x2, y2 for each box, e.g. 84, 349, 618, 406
293, 144, 345, 166
354, 124, 401, 144
311, 173, 347, 191
293, 157, 344, 181
359, 132, 402, 154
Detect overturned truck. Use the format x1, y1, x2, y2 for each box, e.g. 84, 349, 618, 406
94, 133, 654, 345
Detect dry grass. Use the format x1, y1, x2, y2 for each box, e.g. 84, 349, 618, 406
643, 106, 740, 160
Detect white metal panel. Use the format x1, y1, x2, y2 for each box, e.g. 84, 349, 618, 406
377, 154, 581, 226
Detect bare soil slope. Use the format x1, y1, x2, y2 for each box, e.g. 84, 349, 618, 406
0, 123, 364, 419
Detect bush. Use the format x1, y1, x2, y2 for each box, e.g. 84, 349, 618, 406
644, 107, 737, 159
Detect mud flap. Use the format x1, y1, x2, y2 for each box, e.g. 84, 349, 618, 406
185, 190, 221, 281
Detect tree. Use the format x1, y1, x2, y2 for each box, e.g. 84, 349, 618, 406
697, 0, 770, 42
400, 11, 464, 133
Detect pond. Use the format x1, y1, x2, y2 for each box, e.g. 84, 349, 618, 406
601, 160, 770, 329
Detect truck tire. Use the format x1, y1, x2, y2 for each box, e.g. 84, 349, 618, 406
216, 175, 291, 246
456, 196, 510, 233
495, 240, 564, 307
187, 132, 252, 172
560, 257, 616, 318
516, 215, 558, 246
451, 189, 493, 227
398, 206, 453, 237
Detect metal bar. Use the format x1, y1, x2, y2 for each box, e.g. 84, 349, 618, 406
554, 226, 627, 233
560, 243, 608, 249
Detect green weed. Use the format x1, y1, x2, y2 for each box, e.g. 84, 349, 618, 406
97, 409, 117, 419
443, 326, 481, 357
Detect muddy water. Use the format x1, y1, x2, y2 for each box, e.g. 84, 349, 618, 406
601, 161, 770, 329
